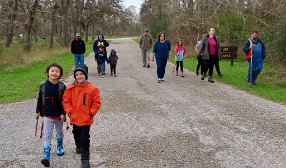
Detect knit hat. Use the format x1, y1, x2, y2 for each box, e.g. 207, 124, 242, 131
110, 49, 116, 54
76, 33, 80, 37
74, 64, 88, 80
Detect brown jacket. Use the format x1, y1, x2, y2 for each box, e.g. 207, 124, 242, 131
199, 34, 222, 60
139, 34, 153, 50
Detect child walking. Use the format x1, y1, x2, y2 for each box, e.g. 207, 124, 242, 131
109, 49, 119, 77
94, 45, 108, 78
62, 64, 101, 168
35, 63, 66, 167
174, 39, 187, 77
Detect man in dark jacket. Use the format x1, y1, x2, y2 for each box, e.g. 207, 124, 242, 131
71, 33, 86, 66
243, 31, 266, 85
93, 33, 109, 53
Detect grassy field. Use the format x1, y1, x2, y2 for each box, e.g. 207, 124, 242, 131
133, 37, 286, 104
0, 43, 93, 103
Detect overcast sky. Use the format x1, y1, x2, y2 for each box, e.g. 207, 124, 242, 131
122, 0, 142, 13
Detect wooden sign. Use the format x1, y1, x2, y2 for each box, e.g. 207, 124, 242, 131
221, 46, 237, 66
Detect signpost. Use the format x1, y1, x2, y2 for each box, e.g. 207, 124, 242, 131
221, 46, 237, 66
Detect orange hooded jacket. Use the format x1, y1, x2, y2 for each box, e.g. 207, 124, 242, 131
62, 81, 101, 126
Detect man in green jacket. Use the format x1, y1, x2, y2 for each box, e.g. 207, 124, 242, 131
139, 29, 153, 68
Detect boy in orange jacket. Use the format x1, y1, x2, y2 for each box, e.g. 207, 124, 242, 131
62, 64, 101, 168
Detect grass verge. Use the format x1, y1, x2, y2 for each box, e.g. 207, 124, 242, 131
0, 43, 93, 103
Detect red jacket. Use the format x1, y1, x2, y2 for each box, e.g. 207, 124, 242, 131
62, 81, 101, 126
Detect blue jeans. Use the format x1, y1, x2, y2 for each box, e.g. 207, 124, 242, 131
97, 62, 105, 74
248, 61, 263, 83
74, 54, 84, 66
156, 58, 167, 79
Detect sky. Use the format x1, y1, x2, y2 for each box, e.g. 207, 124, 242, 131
122, 0, 142, 13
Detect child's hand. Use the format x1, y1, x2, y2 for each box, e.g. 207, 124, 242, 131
60, 114, 66, 122
35, 113, 40, 120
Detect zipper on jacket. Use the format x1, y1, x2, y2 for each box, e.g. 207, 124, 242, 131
83, 93, 86, 106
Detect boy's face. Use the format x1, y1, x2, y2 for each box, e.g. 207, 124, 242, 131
48, 67, 61, 80
75, 71, 86, 83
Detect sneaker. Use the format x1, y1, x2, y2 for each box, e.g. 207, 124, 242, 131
201, 75, 205, 80
102, 75, 104, 78
218, 73, 223, 77
143, 65, 146, 67
195, 70, 198, 76
208, 77, 215, 83
147, 64, 150, 68
181, 72, 184, 77
114, 74, 117, 77
158, 78, 162, 83
111, 73, 113, 76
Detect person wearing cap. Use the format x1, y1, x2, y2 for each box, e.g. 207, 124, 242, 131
139, 29, 153, 68
62, 64, 101, 168
71, 33, 86, 66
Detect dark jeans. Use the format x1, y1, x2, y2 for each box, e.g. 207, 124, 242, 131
196, 57, 204, 75
176, 61, 183, 72
110, 64, 117, 74
73, 125, 90, 160
203, 56, 216, 77
215, 59, 222, 76
156, 58, 167, 79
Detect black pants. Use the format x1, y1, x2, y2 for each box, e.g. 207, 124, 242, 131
215, 59, 222, 75
73, 125, 90, 160
110, 64, 117, 74
196, 57, 204, 75
176, 61, 183, 72
203, 56, 216, 77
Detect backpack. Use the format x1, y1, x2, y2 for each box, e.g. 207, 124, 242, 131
39, 81, 66, 107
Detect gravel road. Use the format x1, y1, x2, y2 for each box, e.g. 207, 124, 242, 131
1, 38, 286, 168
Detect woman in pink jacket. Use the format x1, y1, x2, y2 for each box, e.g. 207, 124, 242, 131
174, 39, 187, 77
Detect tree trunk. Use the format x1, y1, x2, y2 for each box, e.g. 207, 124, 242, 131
6, 0, 18, 48
25, 0, 39, 52
50, 3, 58, 48
61, 0, 71, 48
85, 25, 88, 42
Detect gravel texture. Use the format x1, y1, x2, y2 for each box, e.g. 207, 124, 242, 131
1, 38, 286, 168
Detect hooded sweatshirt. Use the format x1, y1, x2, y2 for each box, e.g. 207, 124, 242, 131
174, 45, 187, 61
93, 34, 109, 53
109, 49, 118, 65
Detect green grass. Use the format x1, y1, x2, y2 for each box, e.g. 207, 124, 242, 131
0, 44, 93, 103
170, 56, 286, 104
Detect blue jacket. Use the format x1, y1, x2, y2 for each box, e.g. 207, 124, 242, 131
94, 50, 108, 64
153, 40, 171, 60
243, 39, 266, 61
93, 34, 109, 53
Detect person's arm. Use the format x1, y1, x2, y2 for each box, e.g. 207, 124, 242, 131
261, 41, 266, 60
149, 35, 153, 48
82, 40, 86, 54
62, 88, 73, 116
35, 90, 42, 120
93, 41, 97, 53
139, 35, 143, 48
89, 88, 101, 117
94, 51, 98, 61
183, 46, 187, 57
104, 40, 109, 47
195, 44, 198, 53
243, 40, 251, 54
71, 41, 75, 54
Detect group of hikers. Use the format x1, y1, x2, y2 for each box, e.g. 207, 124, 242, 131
139, 28, 265, 85
34, 28, 265, 168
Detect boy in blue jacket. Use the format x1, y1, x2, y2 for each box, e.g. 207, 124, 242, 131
95, 46, 108, 78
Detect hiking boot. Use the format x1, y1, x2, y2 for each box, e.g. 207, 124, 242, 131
81, 160, 90, 168
208, 77, 215, 83
147, 64, 150, 68
41, 146, 51, 167
218, 73, 223, 77
201, 74, 205, 80
57, 138, 64, 156
176, 71, 178, 76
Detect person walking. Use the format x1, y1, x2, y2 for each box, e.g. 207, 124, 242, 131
35, 63, 66, 167
195, 36, 204, 76
174, 39, 187, 77
94, 46, 109, 78
139, 29, 153, 68
71, 33, 86, 66
93, 33, 109, 53
152, 32, 171, 83
108, 49, 119, 77
62, 64, 101, 168
199, 28, 222, 83
243, 31, 266, 86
